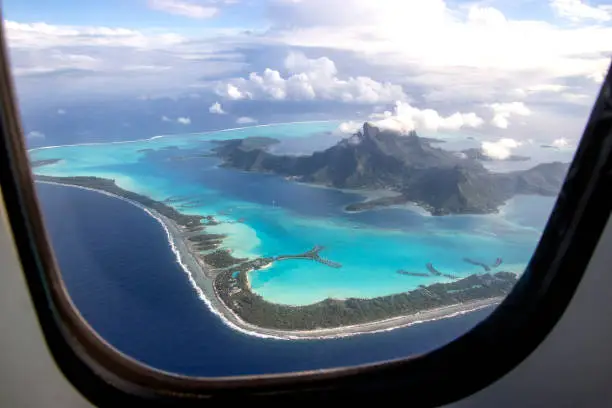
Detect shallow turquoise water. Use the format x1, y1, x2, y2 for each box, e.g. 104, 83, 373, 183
30, 122, 556, 306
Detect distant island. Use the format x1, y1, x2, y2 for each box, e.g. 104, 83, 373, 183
212, 123, 569, 215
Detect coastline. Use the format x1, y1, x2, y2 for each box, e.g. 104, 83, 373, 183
36, 179, 505, 340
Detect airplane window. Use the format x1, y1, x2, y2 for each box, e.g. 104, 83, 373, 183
1, 0, 610, 400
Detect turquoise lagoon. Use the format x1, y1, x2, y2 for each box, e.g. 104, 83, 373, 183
30, 122, 559, 306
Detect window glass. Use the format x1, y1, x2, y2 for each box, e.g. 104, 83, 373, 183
6, 0, 604, 377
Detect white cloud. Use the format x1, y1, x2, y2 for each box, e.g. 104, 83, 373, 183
552, 138, 571, 148
515, 84, 569, 96
481, 138, 522, 160
123, 65, 171, 72
588, 69, 607, 83
267, 1, 612, 100
5, 0, 609, 139
221, 84, 250, 100
12, 50, 100, 77
26, 130, 45, 139
561, 92, 593, 104
5, 18, 249, 100
491, 116, 509, 129
269, 0, 449, 29
337, 121, 363, 134
488, 102, 531, 129
57, 109, 66, 115
148, 0, 219, 19
4, 20, 184, 49
216, 52, 408, 103
363, 101, 484, 134
162, 115, 191, 124
236, 116, 257, 124
467, 5, 507, 26
527, 84, 568, 93
550, 0, 612, 22
208, 101, 226, 114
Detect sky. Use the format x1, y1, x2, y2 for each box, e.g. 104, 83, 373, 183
3, 0, 612, 152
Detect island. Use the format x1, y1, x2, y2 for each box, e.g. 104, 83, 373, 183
215, 269, 517, 330
32, 122, 555, 338
212, 123, 569, 215
34, 173, 520, 337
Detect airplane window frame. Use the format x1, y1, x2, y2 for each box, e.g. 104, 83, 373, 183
0, 19, 611, 406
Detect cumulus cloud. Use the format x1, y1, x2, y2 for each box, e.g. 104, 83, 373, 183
162, 115, 172, 122
214, 84, 249, 100
8, 0, 610, 114
5, 19, 247, 100
550, 0, 612, 22
57, 108, 66, 115
216, 52, 407, 104
552, 138, 572, 148
363, 101, 484, 134
208, 101, 226, 114
148, 0, 218, 19
488, 102, 531, 129
236, 116, 257, 124
5, 0, 609, 144
267, 1, 612, 102
26, 130, 45, 139
481, 138, 522, 160
337, 120, 363, 134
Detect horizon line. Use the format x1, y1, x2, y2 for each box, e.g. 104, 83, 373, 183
27, 119, 347, 153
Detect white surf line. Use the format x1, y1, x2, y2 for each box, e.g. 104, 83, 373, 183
28, 120, 343, 153
35, 180, 285, 340
36, 181, 499, 341
38, 181, 496, 340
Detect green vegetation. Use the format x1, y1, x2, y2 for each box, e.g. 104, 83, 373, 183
203, 249, 247, 269
215, 269, 517, 330
188, 234, 226, 251
36, 175, 204, 228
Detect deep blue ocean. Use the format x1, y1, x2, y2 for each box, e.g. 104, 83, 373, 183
36, 182, 494, 376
